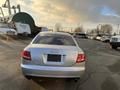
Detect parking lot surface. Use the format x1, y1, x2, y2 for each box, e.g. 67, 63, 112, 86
0, 37, 120, 90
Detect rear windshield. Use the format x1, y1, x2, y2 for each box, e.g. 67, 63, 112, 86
33, 34, 76, 46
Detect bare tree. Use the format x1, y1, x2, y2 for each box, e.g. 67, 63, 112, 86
74, 26, 84, 32
89, 28, 98, 35
100, 24, 112, 34
55, 23, 62, 32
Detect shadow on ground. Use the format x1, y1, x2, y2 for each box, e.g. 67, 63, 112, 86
32, 78, 79, 90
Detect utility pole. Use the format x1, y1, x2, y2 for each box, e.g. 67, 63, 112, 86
0, 7, 4, 18
12, 4, 21, 14
2, 0, 21, 15
12, 6, 16, 14
17, 4, 21, 12
97, 24, 101, 35
7, 0, 11, 15
2, 0, 12, 15
117, 24, 120, 34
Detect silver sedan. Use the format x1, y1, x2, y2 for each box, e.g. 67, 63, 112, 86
21, 32, 86, 79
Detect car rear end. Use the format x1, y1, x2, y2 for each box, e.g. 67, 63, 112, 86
21, 32, 85, 78
101, 35, 111, 42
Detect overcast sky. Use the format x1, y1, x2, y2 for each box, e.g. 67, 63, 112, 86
0, 0, 120, 29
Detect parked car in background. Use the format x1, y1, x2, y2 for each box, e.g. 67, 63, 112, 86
0, 22, 32, 36
95, 34, 102, 41
87, 34, 97, 40
21, 32, 86, 79
73, 32, 88, 39
95, 34, 111, 42
110, 35, 120, 49
101, 35, 111, 42
41, 27, 49, 32
0, 23, 17, 35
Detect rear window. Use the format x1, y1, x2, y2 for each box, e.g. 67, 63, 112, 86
33, 34, 76, 46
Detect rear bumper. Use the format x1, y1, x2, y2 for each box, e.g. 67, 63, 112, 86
21, 64, 85, 78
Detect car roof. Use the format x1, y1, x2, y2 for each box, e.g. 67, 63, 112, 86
39, 31, 72, 36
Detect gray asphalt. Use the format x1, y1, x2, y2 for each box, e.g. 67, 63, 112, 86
0, 37, 120, 90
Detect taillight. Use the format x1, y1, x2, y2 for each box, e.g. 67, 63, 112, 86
76, 54, 85, 63
21, 51, 31, 60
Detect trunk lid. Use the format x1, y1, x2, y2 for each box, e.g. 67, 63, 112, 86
29, 44, 82, 67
